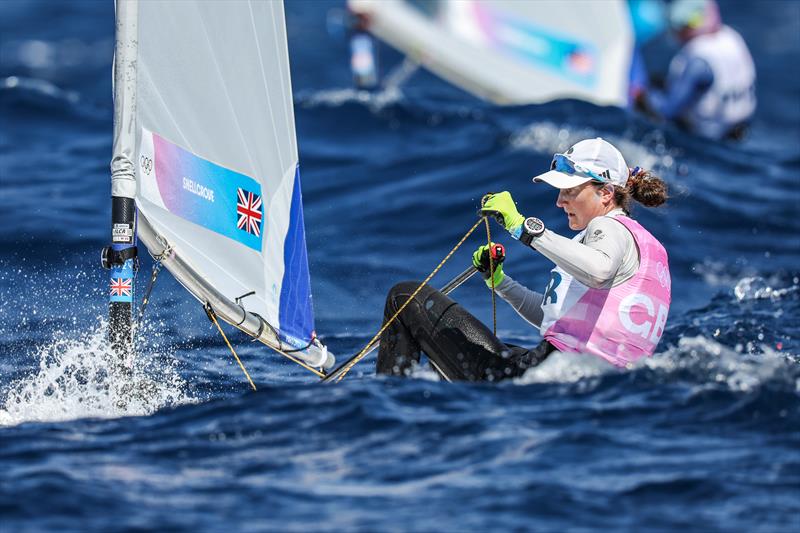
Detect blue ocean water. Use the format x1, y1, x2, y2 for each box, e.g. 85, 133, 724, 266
1, 0, 799, 531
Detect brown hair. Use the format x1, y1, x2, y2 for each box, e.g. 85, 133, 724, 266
606, 167, 669, 213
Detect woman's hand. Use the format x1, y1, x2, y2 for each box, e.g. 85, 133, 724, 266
472, 243, 505, 288
479, 191, 525, 233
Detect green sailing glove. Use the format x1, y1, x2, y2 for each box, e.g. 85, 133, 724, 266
472, 243, 505, 288
479, 191, 525, 235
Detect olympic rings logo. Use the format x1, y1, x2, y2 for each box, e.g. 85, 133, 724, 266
656, 262, 670, 288
140, 155, 153, 175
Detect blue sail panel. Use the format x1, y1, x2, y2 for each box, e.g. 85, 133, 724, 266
278, 167, 315, 345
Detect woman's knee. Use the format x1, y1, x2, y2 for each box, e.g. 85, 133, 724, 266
388, 280, 422, 298
385, 280, 433, 314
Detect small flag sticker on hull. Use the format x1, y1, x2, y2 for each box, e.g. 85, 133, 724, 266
110, 278, 132, 298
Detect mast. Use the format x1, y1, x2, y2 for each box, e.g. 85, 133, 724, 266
103, 0, 139, 363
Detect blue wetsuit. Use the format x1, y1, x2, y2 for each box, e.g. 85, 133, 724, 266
640, 25, 756, 140
645, 56, 714, 121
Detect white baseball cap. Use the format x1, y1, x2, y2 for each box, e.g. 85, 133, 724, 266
533, 137, 629, 189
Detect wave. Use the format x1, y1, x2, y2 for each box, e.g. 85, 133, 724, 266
733, 275, 799, 301
0, 37, 112, 72
645, 335, 797, 392
509, 119, 680, 176
0, 75, 107, 122
295, 86, 405, 112
1, 75, 79, 104
0, 320, 195, 427
510, 334, 797, 396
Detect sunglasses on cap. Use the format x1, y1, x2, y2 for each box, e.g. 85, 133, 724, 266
551, 154, 609, 183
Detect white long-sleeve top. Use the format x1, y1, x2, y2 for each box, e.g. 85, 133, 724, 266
494, 209, 640, 329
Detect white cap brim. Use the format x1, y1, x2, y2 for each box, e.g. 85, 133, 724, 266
532, 170, 593, 189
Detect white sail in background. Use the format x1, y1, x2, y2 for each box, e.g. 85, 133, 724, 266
348, 0, 635, 107
112, 0, 331, 368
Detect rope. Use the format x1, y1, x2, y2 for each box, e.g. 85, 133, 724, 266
205, 304, 257, 391
333, 218, 486, 382
484, 217, 497, 336
226, 318, 325, 378
136, 243, 323, 378
136, 259, 163, 325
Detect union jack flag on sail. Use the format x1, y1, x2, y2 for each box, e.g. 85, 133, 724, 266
110, 278, 132, 297
236, 188, 263, 237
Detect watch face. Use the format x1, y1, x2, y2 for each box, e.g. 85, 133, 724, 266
525, 217, 544, 234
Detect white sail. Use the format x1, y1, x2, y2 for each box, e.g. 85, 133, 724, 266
112, 0, 332, 369
348, 0, 635, 107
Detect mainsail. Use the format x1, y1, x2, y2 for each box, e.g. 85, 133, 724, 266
348, 0, 635, 107
110, 0, 333, 370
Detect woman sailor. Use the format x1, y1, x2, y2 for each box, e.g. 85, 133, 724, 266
376, 138, 671, 381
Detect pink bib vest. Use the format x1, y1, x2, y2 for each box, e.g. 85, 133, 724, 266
540, 216, 671, 367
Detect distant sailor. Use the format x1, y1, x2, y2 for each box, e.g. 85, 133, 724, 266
636, 0, 756, 140
376, 138, 671, 381
348, 12, 379, 90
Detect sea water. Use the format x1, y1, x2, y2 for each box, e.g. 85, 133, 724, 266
1, 1, 798, 531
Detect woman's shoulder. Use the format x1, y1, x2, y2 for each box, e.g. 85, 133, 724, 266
587, 212, 633, 232
583, 214, 634, 245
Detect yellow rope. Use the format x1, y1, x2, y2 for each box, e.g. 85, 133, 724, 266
484, 217, 497, 336
334, 218, 486, 382
205, 217, 499, 383
207, 308, 257, 391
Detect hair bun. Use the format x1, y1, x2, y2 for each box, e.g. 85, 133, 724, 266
627, 168, 668, 207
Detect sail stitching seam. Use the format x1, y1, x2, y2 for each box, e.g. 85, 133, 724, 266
195, 3, 260, 176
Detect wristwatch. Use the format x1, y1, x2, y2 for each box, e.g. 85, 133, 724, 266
519, 216, 545, 246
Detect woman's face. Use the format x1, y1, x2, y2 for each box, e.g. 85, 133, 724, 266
555, 182, 611, 230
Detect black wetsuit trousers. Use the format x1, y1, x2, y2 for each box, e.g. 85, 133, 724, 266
376, 281, 555, 381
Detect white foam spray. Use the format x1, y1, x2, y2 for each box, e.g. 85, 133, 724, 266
645, 335, 795, 393
515, 351, 617, 385
297, 86, 403, 112
0, 320, 195, 426
509, 121, 679, 177
511, 334, 796, 393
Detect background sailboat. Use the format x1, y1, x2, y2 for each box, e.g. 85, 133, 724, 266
347, 0, 637, 106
